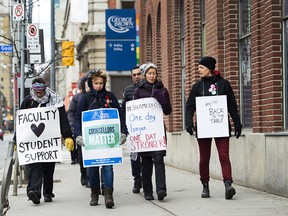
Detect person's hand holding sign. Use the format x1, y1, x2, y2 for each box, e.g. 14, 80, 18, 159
120, 133, 127, 145
76, 135, 84, 146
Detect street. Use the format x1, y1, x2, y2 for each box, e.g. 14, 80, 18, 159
0, 133, 11, 170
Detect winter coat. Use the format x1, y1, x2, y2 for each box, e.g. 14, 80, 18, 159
133, 80, 172, 157
134, 80, 172, 115
122, 82, 138, 120
67, 92, 83, 135
73, 88, 128, 138
19, 95, 73, 139
185, 74, 241, 137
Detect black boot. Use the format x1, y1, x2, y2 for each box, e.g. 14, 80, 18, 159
224, 180, 236, 199
132, 180, 142, 193
90, 188, 99, 206
201, 182, 210, 198
104, 188, 114, 208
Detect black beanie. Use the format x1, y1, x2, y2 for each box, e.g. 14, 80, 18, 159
199, 56, 216, 70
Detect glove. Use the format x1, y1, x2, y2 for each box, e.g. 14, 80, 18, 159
235, 124, 242, 139
120, 133, 127, 145
152, 89, 168, 105
76, 135, 84, 146
186, 127, 194, 135
65, 138, 74, 152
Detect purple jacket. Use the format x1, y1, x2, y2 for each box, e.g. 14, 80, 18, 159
134, 80, 172, 115
133, 80, 172, 157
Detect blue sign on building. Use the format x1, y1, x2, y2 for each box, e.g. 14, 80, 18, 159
106, 40, 136, 71
106, 9, 136, 39
0, 45, 13, 53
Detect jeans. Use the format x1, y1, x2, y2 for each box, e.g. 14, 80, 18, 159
88, 165, 113, 189
197, 137, 232, 183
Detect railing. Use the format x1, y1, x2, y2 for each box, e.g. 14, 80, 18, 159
0, 141, 19, 216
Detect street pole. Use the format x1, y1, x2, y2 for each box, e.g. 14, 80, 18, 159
50, 0, 55, 91
20, 1, 25, 105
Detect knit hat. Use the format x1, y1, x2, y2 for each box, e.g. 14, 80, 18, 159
141, 62, 158, 75
199, 56, 216, 70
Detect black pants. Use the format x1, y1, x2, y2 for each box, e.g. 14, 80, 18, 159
131, 155, 141, 183
77, 146, 86, 178
27, 162, 55, 198
141, 154, 166, 195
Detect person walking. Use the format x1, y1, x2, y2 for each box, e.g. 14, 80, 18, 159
133, 63, 172, 201
185, 56, 242, 200
17, 77, 74, 204
74, 69, 127, 208
122, 66, 143, 193
67, 75, 89, 186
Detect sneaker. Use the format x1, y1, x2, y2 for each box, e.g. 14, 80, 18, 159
28, 191, 40, 204
157, 190, 167, 201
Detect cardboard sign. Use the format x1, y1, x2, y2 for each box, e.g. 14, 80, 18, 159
81, 108, 123, 167
16, 107, 62, 165
126, 98, 166, 153
196, 95, 229, 138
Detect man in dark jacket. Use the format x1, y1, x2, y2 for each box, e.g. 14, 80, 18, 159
67, 76, 89, 186
122, 66, 143, 193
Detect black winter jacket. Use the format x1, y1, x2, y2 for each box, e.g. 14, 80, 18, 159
185, 75, 241, 137
74, 89, 128, 138
67, 92, 83, 135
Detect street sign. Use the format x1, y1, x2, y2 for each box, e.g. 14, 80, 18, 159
26, 24, 40, 50
106, 40, 136, 71
106, 9, 136, 39
13, 4, 24, 21
0, 45, 13, 53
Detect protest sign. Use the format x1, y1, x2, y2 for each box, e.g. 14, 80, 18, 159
196, 95, 229, 138
16, 107, 62, 165
81, 108, 123, 167
125, 97, 166, 153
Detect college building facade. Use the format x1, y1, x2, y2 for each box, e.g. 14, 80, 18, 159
137, 0, 288, 198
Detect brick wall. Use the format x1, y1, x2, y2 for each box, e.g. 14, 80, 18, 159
138, 0, 285, 133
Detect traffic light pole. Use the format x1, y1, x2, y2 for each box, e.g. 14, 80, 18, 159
50, 0, 56, 91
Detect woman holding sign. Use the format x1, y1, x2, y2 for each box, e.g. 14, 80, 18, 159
74, 69, 127, 208
16, 77, 74, 204
133, 63, 172, 201
185, 56, 242, 200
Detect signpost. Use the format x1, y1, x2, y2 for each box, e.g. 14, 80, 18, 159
13, 4, 24, 21
26, 24, 40, 50
105, 9, 136, 71
0, 45, 13, 53
106, 40, 136, 71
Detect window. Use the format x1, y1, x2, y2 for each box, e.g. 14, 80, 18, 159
121, 1, 135, 9
239, 0, 252, 128
283, 0, 288, 128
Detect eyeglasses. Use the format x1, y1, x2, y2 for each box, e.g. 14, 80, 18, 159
132, 72, 141, 77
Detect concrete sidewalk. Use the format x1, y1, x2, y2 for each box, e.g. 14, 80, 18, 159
2, 149, 288, 216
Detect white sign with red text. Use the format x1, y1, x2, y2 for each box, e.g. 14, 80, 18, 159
126, 98, 166, 153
